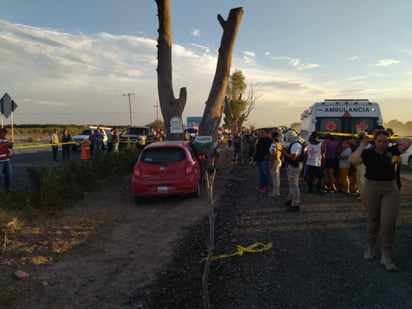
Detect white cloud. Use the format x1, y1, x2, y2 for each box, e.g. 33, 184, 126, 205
375, 59, 400, 67
242, 50, 256, 64
269, 56, 320, 70
190, 43, 210, 53
346, 56, 365, 61
190, 29, 200, 37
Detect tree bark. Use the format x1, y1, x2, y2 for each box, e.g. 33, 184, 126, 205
155, 0, 186, 140
199, 7, 244, 137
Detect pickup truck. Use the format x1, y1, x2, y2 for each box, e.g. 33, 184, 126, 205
118, 126, 149, 150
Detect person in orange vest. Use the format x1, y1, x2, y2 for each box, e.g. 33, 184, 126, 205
0, 128, 15, 192
81, 140, 91, 160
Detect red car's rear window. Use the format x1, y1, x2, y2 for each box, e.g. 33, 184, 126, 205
141, 148, 186, 164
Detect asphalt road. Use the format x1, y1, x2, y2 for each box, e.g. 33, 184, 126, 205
8, 150, 82, 190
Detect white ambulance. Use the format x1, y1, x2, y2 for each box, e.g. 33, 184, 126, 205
299, 99, 383, 140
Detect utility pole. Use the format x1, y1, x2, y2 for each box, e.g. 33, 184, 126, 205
153, 102, 160, 128
122, 93, 135, 126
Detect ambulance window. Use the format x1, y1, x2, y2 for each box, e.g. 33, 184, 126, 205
351, 118, 376, 133
319, 118, 342, 132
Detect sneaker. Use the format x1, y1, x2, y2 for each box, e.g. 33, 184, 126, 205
258, 187, 269, 193
268, 192, 280, 197
363, 246, 376, 261
381, 253, 398, 271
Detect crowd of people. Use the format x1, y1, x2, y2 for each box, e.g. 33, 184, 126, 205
47, 126, 169, 160
221, 125, 411, 271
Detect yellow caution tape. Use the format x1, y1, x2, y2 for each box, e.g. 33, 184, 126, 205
12, 142, 75, 150
200, 242, 273, 263
317, 131, 405, 139
317, 131, 373, 138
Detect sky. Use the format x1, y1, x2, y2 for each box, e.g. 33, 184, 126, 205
1, 0, 412, 128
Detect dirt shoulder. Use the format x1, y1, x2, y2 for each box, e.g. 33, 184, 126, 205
0, 148, 233, 308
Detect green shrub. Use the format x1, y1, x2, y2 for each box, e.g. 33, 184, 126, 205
24, 147, 140, 211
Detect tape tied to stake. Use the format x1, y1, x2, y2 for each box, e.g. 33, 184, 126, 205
200, 242, 273, 263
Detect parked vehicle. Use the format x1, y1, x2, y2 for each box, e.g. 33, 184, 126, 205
119, 126, 149, 150
72, 126, 110, 150
131, 140, 203, 200
401, 137, 412, 168
299, 99, 383, 141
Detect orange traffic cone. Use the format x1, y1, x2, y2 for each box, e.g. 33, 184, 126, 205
81, 141, 91, 160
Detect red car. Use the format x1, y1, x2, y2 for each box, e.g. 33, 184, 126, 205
131, 140, 203, 200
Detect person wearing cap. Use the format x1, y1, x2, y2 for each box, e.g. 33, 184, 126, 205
348, 130, 412, 271
281, 129, 306, 211
0, 128, 14, 192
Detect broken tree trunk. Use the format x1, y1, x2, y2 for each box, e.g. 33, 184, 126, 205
155, 0, 187, 140
199, 7, 244, 137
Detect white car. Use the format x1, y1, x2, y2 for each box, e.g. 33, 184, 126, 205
401, 145, 412, 168
72, 127, 109, 150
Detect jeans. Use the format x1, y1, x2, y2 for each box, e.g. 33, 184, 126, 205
52, 145, 58, 161
256, 160, 270, 188
306, 165, 323, 192
0, 159, 12, 191
270, 159, 282, 194
233, 146, 242, 162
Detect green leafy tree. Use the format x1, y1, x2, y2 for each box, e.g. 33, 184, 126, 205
223, 70, 257, 133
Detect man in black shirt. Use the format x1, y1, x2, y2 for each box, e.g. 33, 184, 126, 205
254, 129, 272, 192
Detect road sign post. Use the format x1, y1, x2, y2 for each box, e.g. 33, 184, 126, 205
1, 93, 18, 142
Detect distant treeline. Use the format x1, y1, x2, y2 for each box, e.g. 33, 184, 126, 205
383, 120, 412, 137
1, 124, 128, 135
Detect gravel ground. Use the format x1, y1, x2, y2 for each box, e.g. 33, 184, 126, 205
132, 157, 412, 308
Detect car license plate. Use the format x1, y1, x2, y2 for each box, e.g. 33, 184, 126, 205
157, 186, 169, 193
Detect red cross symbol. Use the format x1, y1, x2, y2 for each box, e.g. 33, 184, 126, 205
357, 121, 368, 132
325, 121, 336, 131
309, 147, 318, 157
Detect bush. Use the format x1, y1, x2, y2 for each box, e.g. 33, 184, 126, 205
23, 147, 140, 211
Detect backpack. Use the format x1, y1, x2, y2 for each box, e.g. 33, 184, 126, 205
287, 141, 307, 166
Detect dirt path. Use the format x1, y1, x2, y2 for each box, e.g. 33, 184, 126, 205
0, 148, 233, 308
